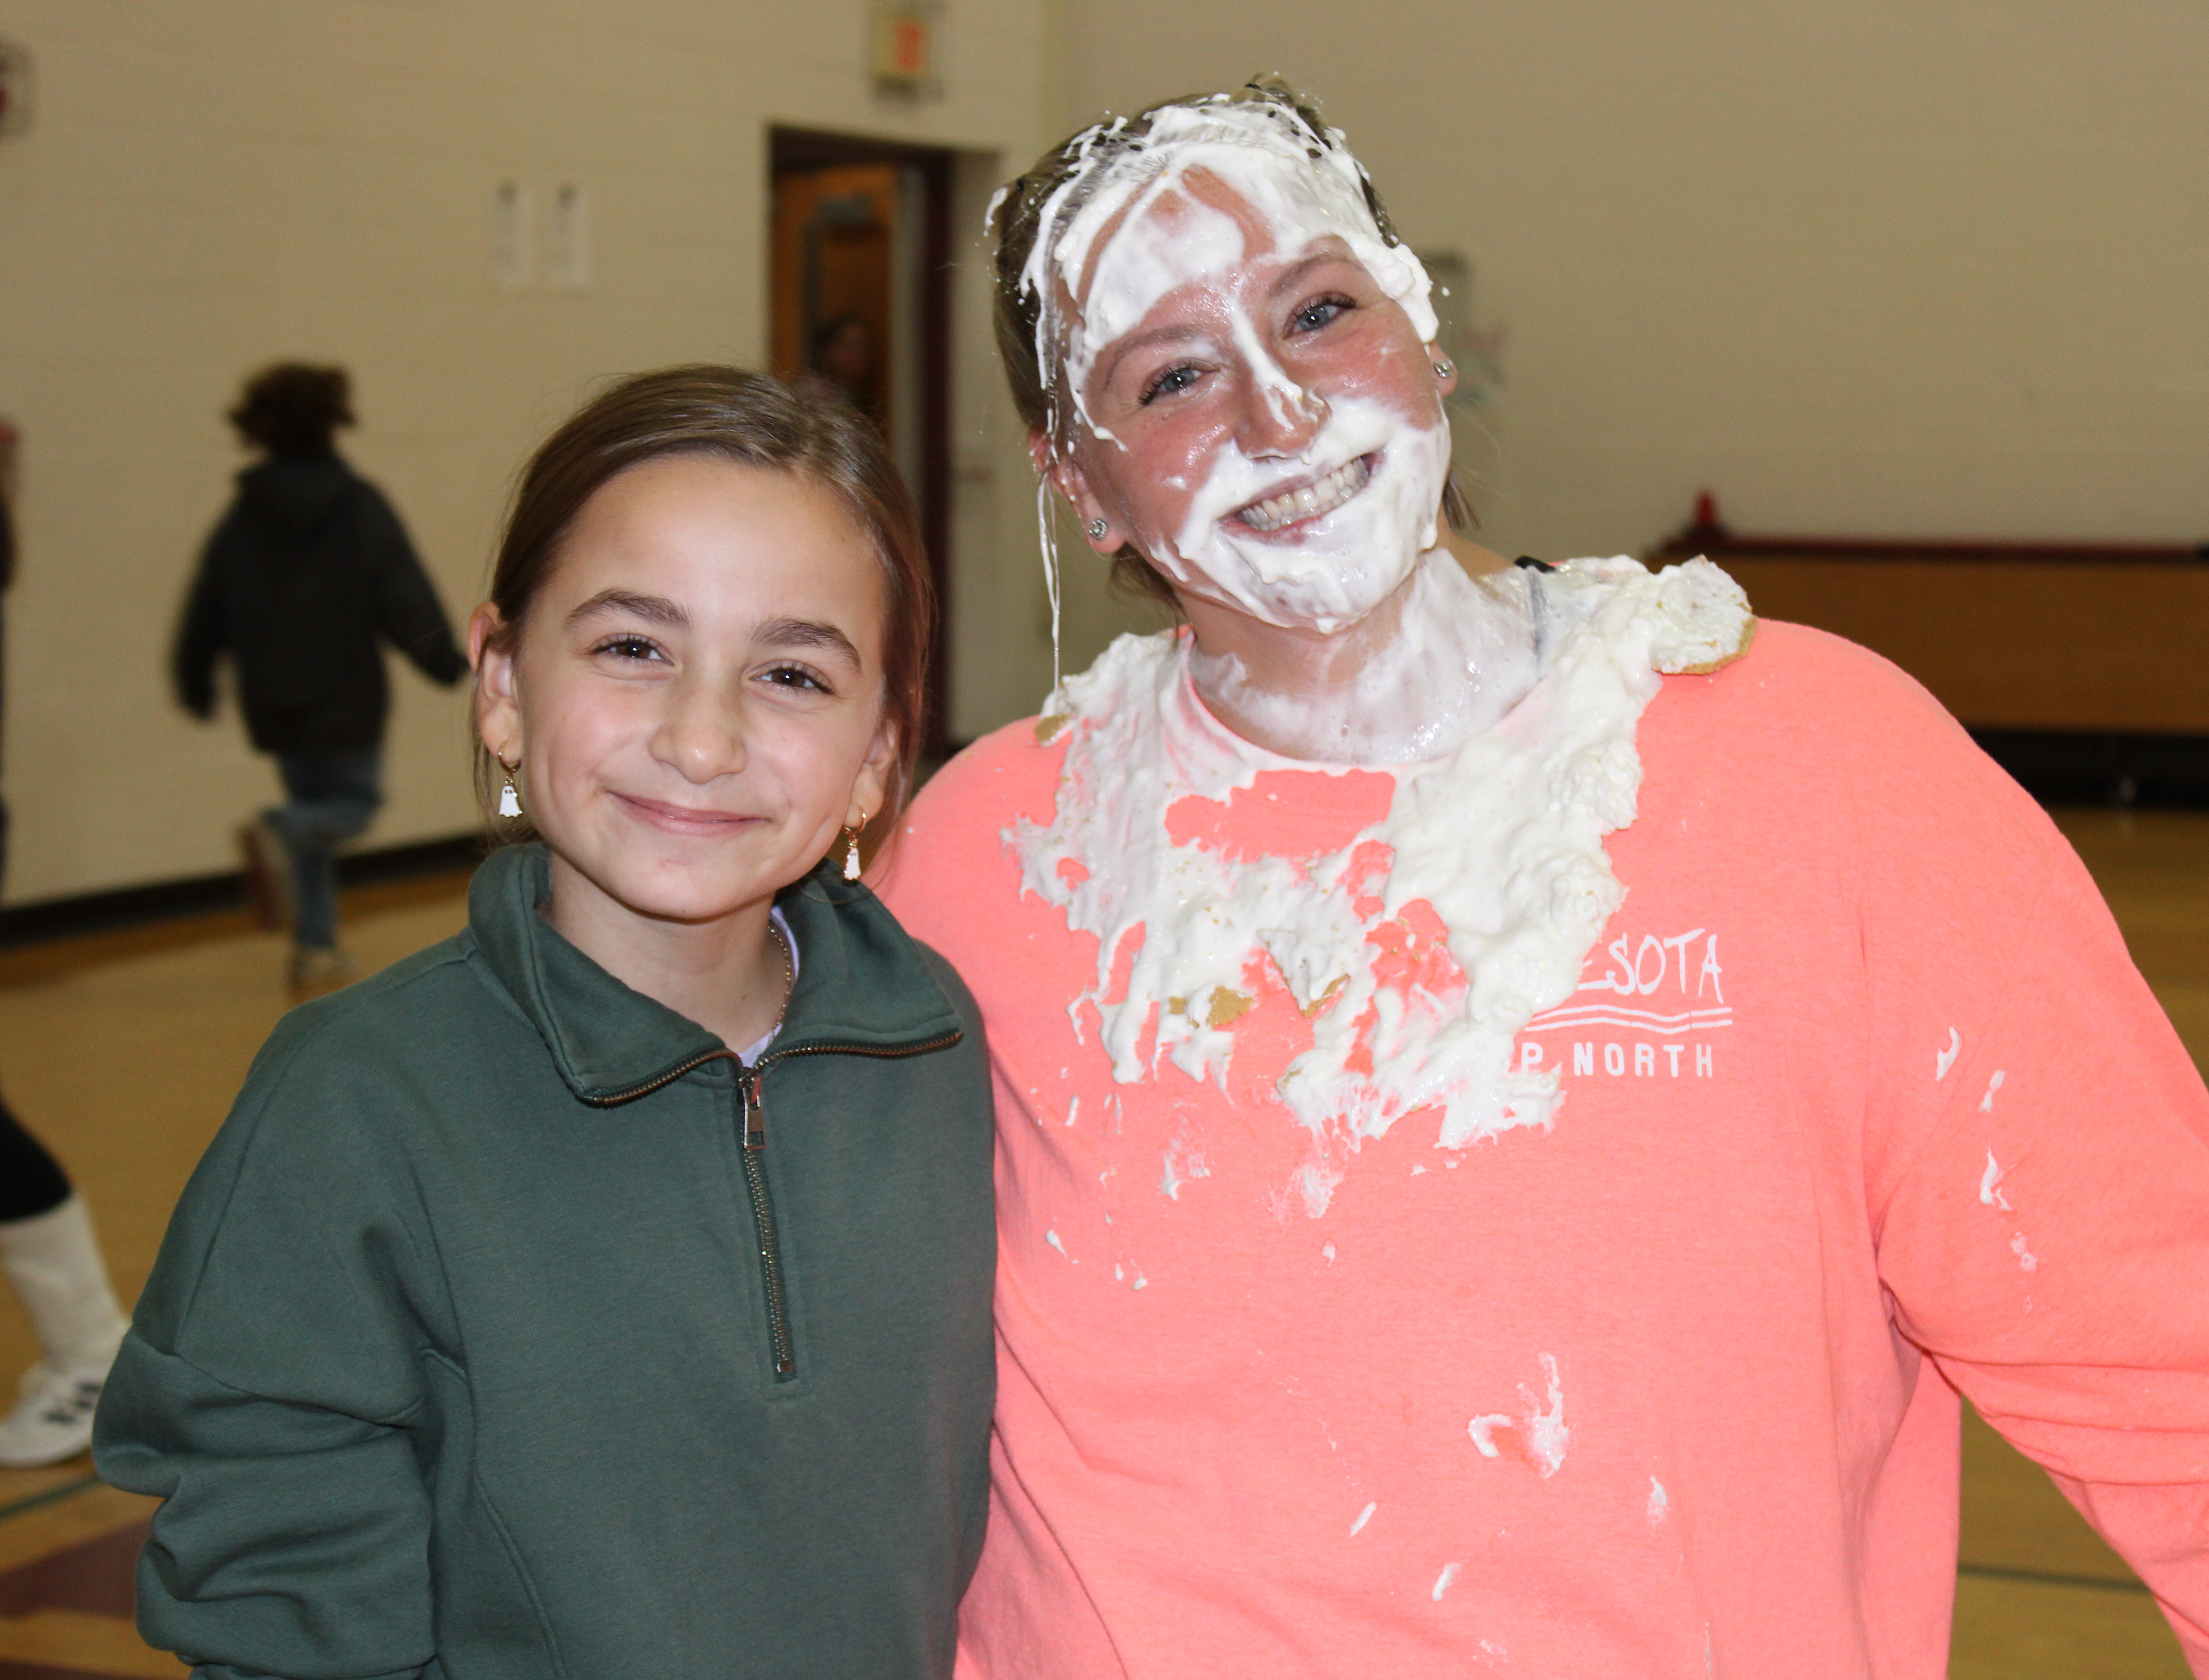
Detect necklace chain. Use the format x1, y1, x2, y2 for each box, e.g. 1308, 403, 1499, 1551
764, 919, 795, 1039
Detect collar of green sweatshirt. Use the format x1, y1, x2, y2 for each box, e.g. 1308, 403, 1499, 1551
467, 841, 964, 1104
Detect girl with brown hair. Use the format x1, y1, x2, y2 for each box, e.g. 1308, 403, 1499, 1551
99, 366, 994, 1680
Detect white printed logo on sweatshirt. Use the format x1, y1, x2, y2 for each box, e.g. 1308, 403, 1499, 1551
1516, 926, 1730, 1080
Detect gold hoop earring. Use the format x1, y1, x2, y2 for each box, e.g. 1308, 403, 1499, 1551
496, 755, 525, 821
841, 809, 869, 881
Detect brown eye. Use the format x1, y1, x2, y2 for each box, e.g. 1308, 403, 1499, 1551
761, 664, 832, 695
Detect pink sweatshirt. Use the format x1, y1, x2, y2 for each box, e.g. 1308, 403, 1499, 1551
878, 622, 2209, 1677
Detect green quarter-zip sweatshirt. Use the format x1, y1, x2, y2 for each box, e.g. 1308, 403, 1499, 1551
95, 843, 994, 1680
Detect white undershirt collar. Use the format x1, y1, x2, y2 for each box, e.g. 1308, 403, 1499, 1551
737, 904, 799, 1067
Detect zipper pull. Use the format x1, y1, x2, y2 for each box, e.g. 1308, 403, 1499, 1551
743, 1067, 767, 1150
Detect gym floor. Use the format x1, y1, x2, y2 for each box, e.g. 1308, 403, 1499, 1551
0, 808, 2201, 1677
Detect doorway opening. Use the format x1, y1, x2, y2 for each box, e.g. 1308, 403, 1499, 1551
769, 129, 955, 756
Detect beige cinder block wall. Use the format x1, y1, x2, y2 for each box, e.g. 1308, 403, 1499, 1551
1059, 0, 2209, 567
16, 2, 2199, 903
0, 0, 1070, 904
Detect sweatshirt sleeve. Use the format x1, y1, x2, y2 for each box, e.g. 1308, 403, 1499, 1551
1842, 659, 2209, 1667
172, 528, 229, 720
360, 485, 467, 687
94, 1018, 449, 1680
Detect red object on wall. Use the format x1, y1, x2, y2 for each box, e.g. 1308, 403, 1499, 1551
888, 19, 927, 76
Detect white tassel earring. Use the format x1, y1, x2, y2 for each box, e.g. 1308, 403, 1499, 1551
842, 810, 868, 881
497, 755, 524, 820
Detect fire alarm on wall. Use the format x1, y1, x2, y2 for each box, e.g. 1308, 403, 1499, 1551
0, 39, 32, 137
871, 1, 941, 97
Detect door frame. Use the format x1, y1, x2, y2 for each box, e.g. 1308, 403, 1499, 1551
769, 127, 955, 759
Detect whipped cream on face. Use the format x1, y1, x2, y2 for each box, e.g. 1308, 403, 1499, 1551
1160, 392, 1453, 633
1013, 557, 1753, 1216
1015, 98, 1440, 441
1007, 97, 1452, 638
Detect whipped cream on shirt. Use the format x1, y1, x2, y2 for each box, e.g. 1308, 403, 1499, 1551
1011, 556, 1752, 1213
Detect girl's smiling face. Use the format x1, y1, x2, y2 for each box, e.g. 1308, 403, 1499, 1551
473, 452, 893, 929
1047, 163, 1454, 634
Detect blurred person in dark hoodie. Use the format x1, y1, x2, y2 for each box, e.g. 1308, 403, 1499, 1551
174, 364, 466, 992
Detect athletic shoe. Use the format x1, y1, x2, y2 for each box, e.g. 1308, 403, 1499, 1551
0, 1358, 108, 1468
238, 819, 295, 932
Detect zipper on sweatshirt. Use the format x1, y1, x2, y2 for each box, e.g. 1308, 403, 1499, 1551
736, 1036, 961, 1382
582, 1030, 963, 1383
738, 1067, 796, 1379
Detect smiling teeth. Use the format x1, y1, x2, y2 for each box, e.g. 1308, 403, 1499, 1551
1237, 456, 1372, 533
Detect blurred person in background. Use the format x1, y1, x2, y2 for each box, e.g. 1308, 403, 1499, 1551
0, 427, 131, 1467
805, 310, 886, 428
173, 363, 466, 992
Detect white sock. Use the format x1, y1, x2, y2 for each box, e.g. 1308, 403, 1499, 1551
0, 1194, 129, 1372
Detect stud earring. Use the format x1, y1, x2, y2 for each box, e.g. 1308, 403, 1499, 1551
1086, 518, 1108, 541
496, 755, 524, 820
842, 809, 869, 881
1433, 358, 1453, 380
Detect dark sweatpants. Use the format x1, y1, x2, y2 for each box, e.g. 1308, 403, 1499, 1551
0, 1098, 70, 1223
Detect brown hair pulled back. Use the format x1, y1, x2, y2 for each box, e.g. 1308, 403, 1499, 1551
475, 364, 934, 841
988, 79, 1473, 612
229, 362, 355, 458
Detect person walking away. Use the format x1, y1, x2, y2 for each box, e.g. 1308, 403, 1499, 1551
173, 363, 466, 991
0, 438, 131, 1467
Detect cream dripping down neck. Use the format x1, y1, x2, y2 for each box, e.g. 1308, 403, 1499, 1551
1185, 551, 1541, 764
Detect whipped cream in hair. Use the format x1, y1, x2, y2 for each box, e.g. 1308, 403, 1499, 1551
1009, 96, 1440, 444
1005, 97, 1451, 638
